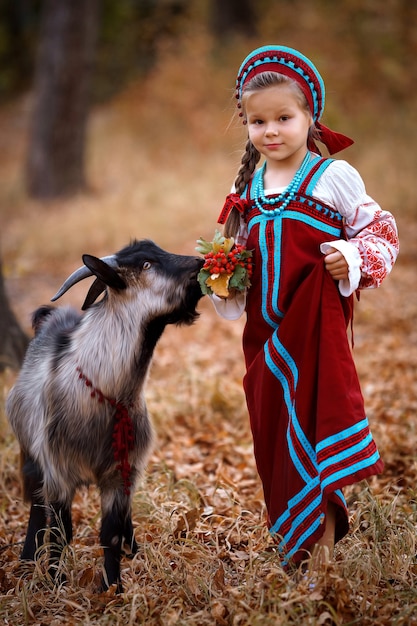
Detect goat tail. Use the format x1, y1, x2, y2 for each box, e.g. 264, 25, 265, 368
31, 305, 55, 335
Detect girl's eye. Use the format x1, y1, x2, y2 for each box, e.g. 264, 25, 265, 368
143, 261, 152, 270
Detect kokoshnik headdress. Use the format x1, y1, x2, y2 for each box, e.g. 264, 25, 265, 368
235, 45, 354, 155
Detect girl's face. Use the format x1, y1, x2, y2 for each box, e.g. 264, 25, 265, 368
244, 84, 312, 169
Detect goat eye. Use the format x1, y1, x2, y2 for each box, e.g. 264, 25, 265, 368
143, 261, 152, 270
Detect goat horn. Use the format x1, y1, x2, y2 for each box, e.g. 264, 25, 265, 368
51, 255, 117, 301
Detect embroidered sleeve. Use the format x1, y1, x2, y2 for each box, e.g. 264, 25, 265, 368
316, 161, 399, 291
347, 202, 399, 289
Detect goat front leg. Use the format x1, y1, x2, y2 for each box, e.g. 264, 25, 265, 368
122, 513, 138, 557
20, 454, 47, 561
100, 491, 136, 593
48, 501, 73, 582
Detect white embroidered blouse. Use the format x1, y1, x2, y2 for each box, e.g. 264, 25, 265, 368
212, 159, 399, 320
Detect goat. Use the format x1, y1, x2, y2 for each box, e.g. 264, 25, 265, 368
6, 239, 204, 592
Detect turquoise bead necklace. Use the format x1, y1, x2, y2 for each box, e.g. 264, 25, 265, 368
254, 151, 312, 216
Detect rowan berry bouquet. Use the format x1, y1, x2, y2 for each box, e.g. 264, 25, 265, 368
196, 230, 253, 298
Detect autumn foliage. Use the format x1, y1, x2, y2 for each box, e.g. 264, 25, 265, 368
1, 25, 417, 625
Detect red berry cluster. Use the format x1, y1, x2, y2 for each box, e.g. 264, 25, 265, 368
203, 244, 253, 277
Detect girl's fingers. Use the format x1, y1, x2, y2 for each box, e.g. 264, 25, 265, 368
324, 250, 349, 279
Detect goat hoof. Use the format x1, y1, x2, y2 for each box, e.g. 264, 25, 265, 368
122, 539, 139, 558
100, 576, 123, 595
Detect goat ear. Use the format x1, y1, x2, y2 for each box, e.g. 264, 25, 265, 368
82, 255, 127, 291
81, 278, 107, 311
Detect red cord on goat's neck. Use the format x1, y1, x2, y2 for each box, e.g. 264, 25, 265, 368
76, 366, 134, 495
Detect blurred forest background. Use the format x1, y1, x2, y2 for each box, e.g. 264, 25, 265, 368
0, 0, 416, 352
0, 1, 417, 624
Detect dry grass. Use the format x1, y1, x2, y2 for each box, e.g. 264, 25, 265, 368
1, 32, 417, 625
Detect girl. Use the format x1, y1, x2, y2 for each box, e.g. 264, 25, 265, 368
211, 45, 399, 570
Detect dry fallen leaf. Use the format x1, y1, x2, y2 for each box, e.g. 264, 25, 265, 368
206, 273, 231, 298
173, 507, 203, 536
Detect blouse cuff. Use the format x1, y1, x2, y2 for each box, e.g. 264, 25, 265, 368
208, 292, 246, 320
320, 240, 362, 297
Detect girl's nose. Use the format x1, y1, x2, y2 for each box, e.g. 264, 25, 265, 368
265, 122, 279, 136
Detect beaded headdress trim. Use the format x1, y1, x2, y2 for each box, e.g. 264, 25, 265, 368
236, 45, 325, 122
235, 45, 354, 155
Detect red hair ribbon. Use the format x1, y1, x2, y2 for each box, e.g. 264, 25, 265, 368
310, 121, 354, 155
217, 193, 250, 225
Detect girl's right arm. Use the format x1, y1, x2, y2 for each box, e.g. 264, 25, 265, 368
317, 160, 399, 296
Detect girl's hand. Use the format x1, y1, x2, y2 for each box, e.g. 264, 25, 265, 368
324, 247, 349, 281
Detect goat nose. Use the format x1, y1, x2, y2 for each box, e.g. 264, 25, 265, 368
189, 258, 204, 279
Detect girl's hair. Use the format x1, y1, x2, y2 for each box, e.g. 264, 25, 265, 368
224, 72, 318, 238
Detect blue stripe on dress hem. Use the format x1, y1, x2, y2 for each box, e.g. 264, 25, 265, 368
270, 446, 377, 539
321, 451, 381, 491
270, 470, 363, 564
316, 417, 370, 452
269, 475, 320, 535
274, 495, 324, 563
318, 432, 373, 472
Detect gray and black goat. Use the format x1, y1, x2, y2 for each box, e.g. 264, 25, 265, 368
6, 239, 204, 592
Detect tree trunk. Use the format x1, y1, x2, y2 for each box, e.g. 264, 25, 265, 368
0, 260, 29, 372
26, 0, 99, 199
210, 0, 256, 39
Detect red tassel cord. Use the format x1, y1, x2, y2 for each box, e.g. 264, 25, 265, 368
76, 366, 134, 495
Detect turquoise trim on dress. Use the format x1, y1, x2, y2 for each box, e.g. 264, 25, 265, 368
317, 417, 369, 452
271, 218, 284, 320
303, 158, 334, 195
259, 221, 278, 328
264, 342, 313, 485
265, 332, 318, 485
319, 433, 373, 472
321, 452, 381, 492
283, 212, 342, 236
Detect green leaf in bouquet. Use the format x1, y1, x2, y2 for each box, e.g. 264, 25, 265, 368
211, 230, 234, 254
238, 248, 253, 261
197, 268, 212, 295
195, 237, 214, 255
229, 264, 248, 291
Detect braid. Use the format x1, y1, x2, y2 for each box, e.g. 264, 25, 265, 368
224, 139, 260, 238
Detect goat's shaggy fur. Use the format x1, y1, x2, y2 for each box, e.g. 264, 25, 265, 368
6, 239, 203, 592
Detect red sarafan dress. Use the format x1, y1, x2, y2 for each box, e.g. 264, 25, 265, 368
216, 154, 399, 565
